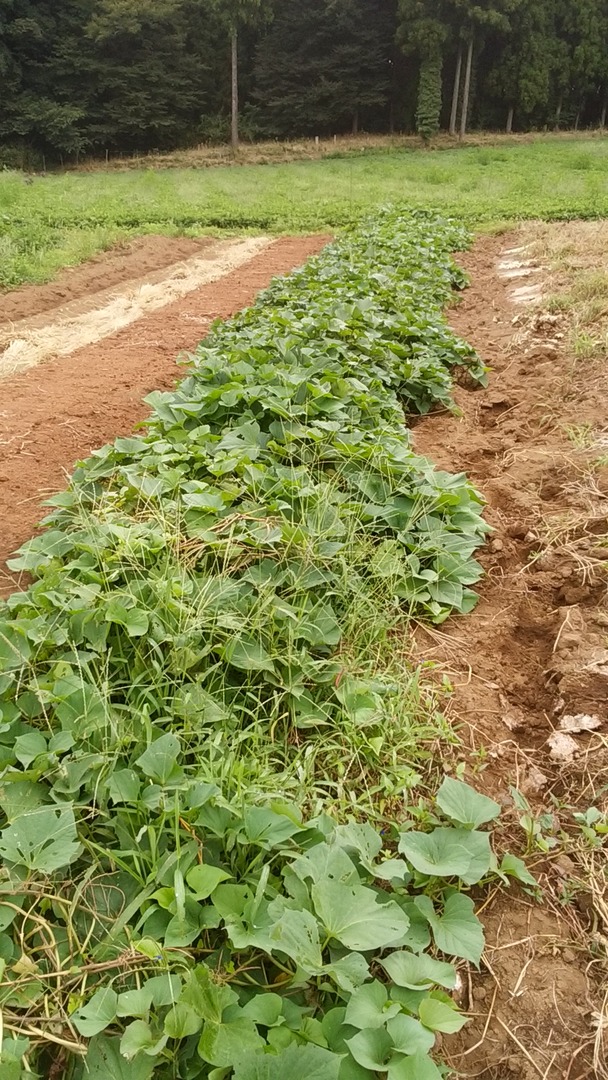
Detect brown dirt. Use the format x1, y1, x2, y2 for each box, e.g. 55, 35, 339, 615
0, 236, 270, 378
413, 232, 608, 1078
0, 235, 218, 325
0, 235, 329, 596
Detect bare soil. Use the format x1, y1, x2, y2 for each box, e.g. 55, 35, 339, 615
0, 235, 329, 595
414, 232, 608, 1079
0, 236, 272, 378
0, 235, 217, 324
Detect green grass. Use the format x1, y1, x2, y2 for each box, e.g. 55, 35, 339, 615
2, 135, 608, 287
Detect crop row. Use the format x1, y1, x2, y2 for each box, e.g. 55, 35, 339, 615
0, 210, 506, 1079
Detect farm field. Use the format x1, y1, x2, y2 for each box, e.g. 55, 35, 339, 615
1, 135, 608, 287
0, 235, 328, 590
0, 145, 607, 1079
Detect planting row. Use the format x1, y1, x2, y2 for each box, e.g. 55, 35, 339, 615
0, 211, 507, 1078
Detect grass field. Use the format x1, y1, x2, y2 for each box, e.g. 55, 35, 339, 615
1, 134, 608, 287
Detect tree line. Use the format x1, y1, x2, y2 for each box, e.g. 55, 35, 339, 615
0, 0, 607, 163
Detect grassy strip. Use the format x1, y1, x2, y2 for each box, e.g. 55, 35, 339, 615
76, 132, 608, 173
0, 211, 518, 1079
1, 137, 608, 286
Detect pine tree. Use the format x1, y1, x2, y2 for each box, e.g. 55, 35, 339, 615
253, 0, 390, 138
83, 0, 206, 151
208, 0, 273, 149
484, 0, 556, 130
0, 0, 89, 160
446, 0, 522, 134
568, 0, 608, 126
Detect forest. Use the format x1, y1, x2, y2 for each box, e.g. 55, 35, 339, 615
0, 0, 608, 162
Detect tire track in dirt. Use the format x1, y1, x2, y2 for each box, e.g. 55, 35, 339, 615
0, 235, 329, 595
413, 233, 607, 1079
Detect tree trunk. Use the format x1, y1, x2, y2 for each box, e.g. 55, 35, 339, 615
352, 108, 359, 135
601, 97, 607, 129
449, 44, 462, 136
574, 109, 580, 131
459, 36, 474, 138
506, 105, 514, 134
554, 94, 562, 131
231, 26, 239, 152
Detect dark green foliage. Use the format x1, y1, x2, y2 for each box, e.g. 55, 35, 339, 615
0, 0, 247, 156
396, 2, 447, 140
0, 0, 607, 156
251, 0, 392, 137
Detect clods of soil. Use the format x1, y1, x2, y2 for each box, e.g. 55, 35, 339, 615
414, 231, 608, 1079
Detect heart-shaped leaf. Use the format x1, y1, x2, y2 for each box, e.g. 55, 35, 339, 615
387, 1051, 443, 1079
345, 1027, 394, 1071
416, 892, 485, 965
436, 777, 500, 829
381, 950, 456, 990
418, 997, 468, 1034
344, 980, 400, 1030
186, 864, 232, 899
312, 880, 410, 951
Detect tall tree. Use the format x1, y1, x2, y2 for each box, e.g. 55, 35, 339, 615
397, 1, 447, 141
484, 0, 556, 130
253, 0, 390, 138
83, 0, 204, 151
210, 0, 272, 149
0, 0, 88, 160
568, 0, 608, 127
446, 0, 522, 135
449, 41, 463, 135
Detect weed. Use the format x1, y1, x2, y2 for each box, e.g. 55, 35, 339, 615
510, 787, 560, 854
570, 152, 594, 171
564, 422, 595, 449
572, 806, 608, 848
572, 329, 603, 360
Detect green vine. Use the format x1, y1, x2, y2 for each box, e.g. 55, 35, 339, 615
416, 54, 443, 142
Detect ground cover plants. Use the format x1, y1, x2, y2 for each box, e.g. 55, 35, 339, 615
0, 209, 536, 1078
2, 135, 608, 287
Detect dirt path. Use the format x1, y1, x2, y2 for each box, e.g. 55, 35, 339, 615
0, 235, 328, 595
0, 237, 272, 377
0, 236, 220, 325
414, 234, 607, 1079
